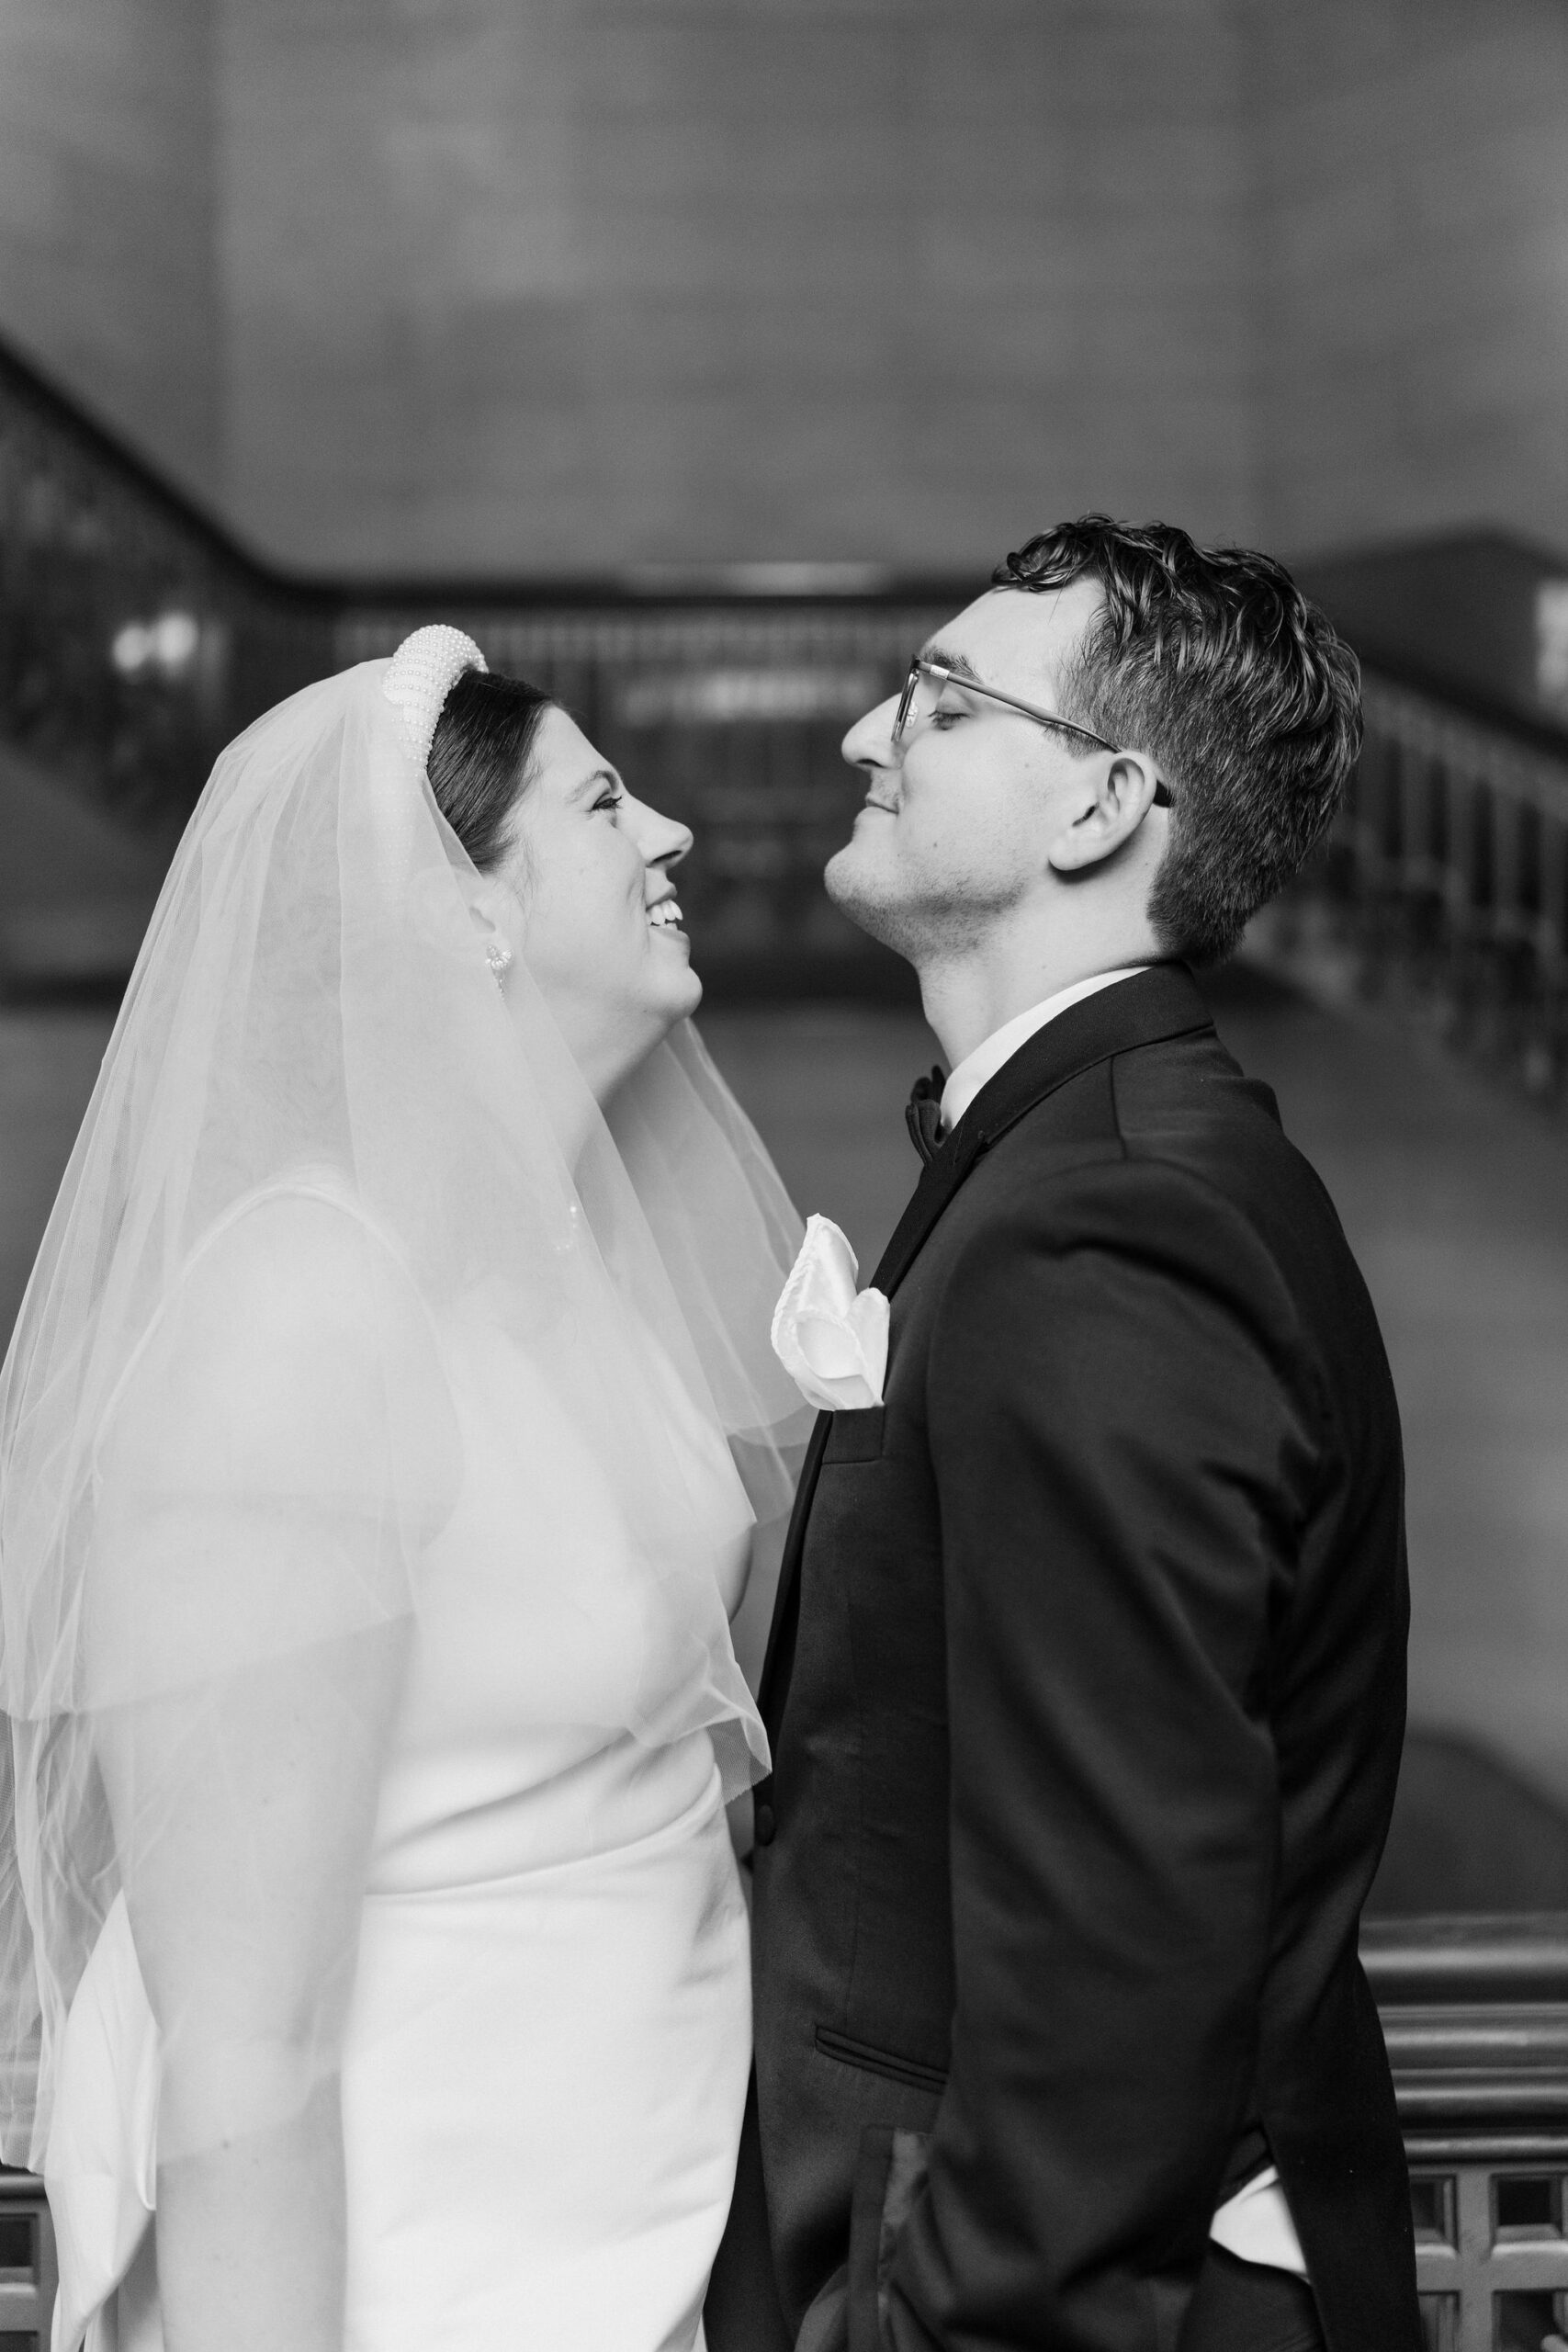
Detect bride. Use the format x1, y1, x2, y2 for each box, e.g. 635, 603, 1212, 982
0, 628, 810, 2351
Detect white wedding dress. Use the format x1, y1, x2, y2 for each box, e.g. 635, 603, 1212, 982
44, 1275, 753, 2352
1, 655, 806, 2352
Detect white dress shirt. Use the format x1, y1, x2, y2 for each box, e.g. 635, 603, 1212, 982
937, 968, 1309, 2282
939, 967, 1150, 1134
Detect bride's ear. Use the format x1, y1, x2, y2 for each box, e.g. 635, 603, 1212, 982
466, 882, 520, 983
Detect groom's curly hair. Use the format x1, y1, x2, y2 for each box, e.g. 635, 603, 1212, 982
994, 517, 1360, 965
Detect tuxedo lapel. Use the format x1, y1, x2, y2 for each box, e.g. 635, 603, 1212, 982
869, 1130, 983, 1299
871, 964, 1213, 1299
758, 1410, 831, 1722
757, 967, 1214, 1741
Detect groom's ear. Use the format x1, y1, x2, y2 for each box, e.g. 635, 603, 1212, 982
1046, 752, 1165, 875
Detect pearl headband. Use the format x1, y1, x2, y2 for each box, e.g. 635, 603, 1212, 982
382, 625, 490, 772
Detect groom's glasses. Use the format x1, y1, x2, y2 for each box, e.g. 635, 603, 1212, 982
892, 658, 1173, 807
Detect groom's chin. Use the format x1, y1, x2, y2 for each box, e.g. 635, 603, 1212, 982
824, 843, 917, 960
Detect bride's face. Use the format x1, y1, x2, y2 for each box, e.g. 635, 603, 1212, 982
497, 707, 702, 1099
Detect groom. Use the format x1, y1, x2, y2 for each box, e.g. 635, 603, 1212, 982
708, 519, 1421, 2350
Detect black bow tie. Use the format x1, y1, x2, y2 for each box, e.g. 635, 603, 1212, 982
906, 1067, 947, 1165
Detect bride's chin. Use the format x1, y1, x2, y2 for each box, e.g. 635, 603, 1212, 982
632, 973, 703, 1046
656, 945, 704, 1020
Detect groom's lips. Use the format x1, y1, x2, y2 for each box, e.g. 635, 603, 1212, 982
863, 794, 897, 814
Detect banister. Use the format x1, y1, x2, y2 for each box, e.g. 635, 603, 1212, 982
1, 1918, 1567, 2347
1366, 1917, 1568, 2007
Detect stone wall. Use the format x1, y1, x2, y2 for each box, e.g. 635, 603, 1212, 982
0, 0, 220, 500
1254, 0, 1568, 559
218, 0, 1256, 576
2, 0, 1566, 574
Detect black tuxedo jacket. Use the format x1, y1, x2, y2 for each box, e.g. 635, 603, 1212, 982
738, 966, 1419, 2352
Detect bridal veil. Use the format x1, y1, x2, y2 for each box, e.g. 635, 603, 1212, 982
0, 653, 810, 2174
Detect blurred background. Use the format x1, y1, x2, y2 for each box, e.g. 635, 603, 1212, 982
3, 0, 1568, 1918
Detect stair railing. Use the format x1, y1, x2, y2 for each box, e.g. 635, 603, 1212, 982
1255, 674, 1568, 1112
0, 1913, 1562, 2350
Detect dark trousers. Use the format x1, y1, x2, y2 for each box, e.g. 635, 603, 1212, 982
706, 2086, 1327, 2352
1182, 2244, 1326, 2352
705, 2076, 791, 2352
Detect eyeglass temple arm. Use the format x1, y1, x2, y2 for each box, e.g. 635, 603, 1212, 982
921, 661, 1103, 742
919, 660, 1172, 805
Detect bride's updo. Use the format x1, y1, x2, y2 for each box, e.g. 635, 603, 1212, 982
428, 669, 553, 871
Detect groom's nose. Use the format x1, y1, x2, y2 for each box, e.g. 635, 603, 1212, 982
841, 692, 900, 776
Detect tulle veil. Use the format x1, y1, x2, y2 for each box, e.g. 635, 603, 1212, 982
0, 654, 811, 2172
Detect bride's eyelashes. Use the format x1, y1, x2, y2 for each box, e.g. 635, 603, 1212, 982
592, 786, 625, 817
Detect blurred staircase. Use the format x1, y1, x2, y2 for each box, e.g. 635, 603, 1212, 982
0, 740, 174, 992
9, 323, 1568, 1044
1258, 532, 1568, 1118
7, 316, 1568, 2350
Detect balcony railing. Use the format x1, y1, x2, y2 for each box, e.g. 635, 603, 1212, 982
0, 2167, 54, 2347
1250, 676, 1568, 1116
0, 334, 334, 833
0, 1914, 1560, 2350
1366, 1917, 1568, 2350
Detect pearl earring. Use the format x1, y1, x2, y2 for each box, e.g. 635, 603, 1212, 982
485, 941, 513, 985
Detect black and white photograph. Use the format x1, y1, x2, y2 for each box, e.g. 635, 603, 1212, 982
1, 5, 1567, 2348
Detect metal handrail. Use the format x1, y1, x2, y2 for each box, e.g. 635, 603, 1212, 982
0, 1913, 1561, 2346
1351, 677, 1568, 980
1247, 673, 1568, 1109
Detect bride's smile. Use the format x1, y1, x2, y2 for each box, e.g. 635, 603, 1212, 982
479, 704, 703, 1103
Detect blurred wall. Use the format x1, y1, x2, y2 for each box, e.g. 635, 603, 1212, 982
0, 0, 220, 499
1256, 0, 1568, 560
217, 0, 1256, 575
3, 0, 1567, 575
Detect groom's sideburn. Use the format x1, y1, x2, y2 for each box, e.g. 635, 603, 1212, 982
710, 964, 1421, 2352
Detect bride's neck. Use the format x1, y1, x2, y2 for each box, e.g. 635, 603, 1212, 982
538, 1030, 654, 1175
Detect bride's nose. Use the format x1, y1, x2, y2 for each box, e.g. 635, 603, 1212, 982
625, 796, 693, 872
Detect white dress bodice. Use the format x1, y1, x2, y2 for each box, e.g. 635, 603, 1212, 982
45, 1302, 755, 2352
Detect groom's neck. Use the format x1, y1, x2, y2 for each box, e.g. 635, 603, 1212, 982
916, 903, 1158, 1069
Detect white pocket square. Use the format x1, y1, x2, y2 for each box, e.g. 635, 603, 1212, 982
771, 1215, 889, 1413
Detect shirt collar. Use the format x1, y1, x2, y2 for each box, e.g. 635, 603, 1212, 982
940, 967, 1151, 1135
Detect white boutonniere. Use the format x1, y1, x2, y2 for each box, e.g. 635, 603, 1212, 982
771, 1215, 889, 1412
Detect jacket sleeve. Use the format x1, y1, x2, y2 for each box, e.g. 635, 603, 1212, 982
872, 1159, 1323, 2352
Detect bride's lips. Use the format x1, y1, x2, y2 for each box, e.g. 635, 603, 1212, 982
861, 795, 897, 815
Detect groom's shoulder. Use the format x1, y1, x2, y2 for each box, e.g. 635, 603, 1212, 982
974, 1014, 1357, 1306
1111, 1018, 1344, 1240
988, 1012, 1292, 1199
1111, 1018, 1301, 1187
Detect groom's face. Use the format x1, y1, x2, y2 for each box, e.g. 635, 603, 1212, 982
826, 581, 1109, 957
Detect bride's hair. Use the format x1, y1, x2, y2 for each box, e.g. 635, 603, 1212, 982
428, 668, 553, 870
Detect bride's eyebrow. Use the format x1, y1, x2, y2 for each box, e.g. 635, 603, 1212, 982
572, 767, 624, 802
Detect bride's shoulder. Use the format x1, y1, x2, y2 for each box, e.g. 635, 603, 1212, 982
86, 1182, 462, 1699
103, 1178, 458, 1503
191, 1178, 421, 1339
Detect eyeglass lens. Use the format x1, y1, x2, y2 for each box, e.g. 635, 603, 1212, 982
895, 662, 953, 742
893, 662, 923, 741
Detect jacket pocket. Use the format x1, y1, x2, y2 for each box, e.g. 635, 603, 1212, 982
814, 2024, 947, 2096
823, 1408, 886, 1464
